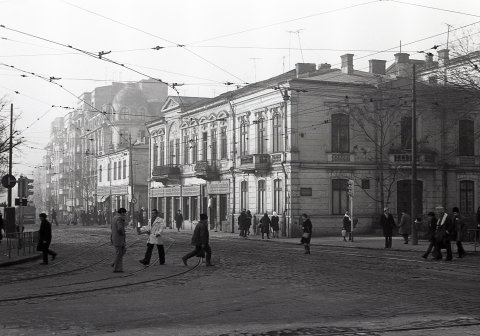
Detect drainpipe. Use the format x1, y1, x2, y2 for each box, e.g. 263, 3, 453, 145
228, 98, 237, 233
280, 88, 290, 237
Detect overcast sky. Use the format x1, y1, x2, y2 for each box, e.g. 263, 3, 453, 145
1, 0, 479, 180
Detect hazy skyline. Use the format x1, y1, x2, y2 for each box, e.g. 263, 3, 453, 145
1, 0, 479, 179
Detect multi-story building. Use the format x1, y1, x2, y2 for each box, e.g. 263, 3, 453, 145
45, 79, 168, 223
146, 53, 480, 236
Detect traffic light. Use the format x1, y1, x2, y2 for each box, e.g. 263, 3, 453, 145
25, 178, 34, 196
17, 177, 25, 198
347, 179, 354, 196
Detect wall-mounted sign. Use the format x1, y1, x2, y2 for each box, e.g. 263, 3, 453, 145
300, 187, 312, 196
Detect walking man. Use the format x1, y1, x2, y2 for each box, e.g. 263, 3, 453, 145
182, 213, 213, 266
380, 207, 396, 248
111, 207, 127, 272
452, 207, 466, 258
139, 209, 167, 266
175, 209, 183, 232
398, 209, 411, 244
434, 205, 454, 261
51, 208, 58, 226
38, 213, 57, 265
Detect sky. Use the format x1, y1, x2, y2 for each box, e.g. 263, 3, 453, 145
1, 0, 480, 181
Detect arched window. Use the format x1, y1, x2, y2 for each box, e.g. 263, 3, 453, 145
331, 113, 349, 153
257, 180, 266, 213
332, 179, 348, 215
460, 180, 474, 214
153, 140, 159, 166
240, 181, 248, 210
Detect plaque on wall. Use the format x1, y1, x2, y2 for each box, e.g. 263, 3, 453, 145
300, 187, 312, 196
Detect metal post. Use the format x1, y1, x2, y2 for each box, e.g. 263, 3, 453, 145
411, 63, 418, 245
350, 194, 354, 242
8, 104, 13, 207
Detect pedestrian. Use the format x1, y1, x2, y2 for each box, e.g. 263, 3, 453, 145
452, 207, 466, 258
238, 209, 248, 238
398, 209, 411, 244
342, 211, 352, 242
175, 209, 184, 232
0, 212, 4, 243
139, 209, 167, 266
301, 213, 312, 254
271, 211, 280, 238
182, 213, 213, 267
252, 213, 258, 235
422, 212, 437, 259
38, 213, 57, 265
380, 207, 396, 248
476, 206, 480, 243
51, 208, 58, 226
111, 207, 127, 272
246, 210, 252, 236
434, 205, 454, 261
260, 213, 271, 239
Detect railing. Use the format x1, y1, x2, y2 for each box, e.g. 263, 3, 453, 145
389, 152, 436, 164
239, 154, 271, 172
0, 231, 39, 259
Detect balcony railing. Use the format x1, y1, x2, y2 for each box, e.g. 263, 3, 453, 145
152, 165, 181, 183
389, 152, 437, 165
194, 161, 219, 181
239, 154, 271, 174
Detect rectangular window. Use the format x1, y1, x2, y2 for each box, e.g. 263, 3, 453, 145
220, 127, 227, 159
459, 119, 474, 156
159, 136, 165, 166
175, 138, 180, 165
272, 114, 282, 153
460, 180, 474, 214
113, 162, 117, 180
192, 134, 198, 164
202, 132, 208, 161
240, 181, 248, 210
331, 114, 350, 153
123, 159, 127, 179
332, 179, 349, 215
118, 160, 122, 179
240, 123, 248, 156
211, 129, 217, 163
273, 179, 282, 213
107, 163, 111, 181
168, 140, 175, 165
153, 141, 159, 166
183, 135, 190, 164
257, 180, 265, 214
401, 116, 412, 150
99, 165, 103, 183
257, 118, 267, 154
220, 194, 228, 220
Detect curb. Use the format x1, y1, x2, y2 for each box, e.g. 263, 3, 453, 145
0, 253, 42, 267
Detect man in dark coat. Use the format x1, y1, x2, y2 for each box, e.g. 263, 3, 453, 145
380, 207, 396, 248
38, 213, 57, 265
452, 207, 466, 258
434, 205, 455, 261
260, 213, 271, 239
175, 210, 183, 232
238, 209, 248, 238
182, 213, 213, 266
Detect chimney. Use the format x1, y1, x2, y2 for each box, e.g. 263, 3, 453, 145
341, 54, 354, 74
295, 63, 316, 78
438, 49, 449, 67
318, 63, 331, 70
369, 59, 386, 75
394, 52, 410, 77
425, 52, 434, 68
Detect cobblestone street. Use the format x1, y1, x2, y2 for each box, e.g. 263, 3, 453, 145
0, 226, 479, 335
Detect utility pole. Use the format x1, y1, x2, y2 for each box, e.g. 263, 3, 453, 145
411, 63, 418, 245
8, 104, 13, 207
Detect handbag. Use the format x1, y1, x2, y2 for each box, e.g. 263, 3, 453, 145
302, 232, 310, 239
341, 229, 347, 237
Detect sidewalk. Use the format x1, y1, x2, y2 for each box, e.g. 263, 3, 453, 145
2, 227, 478, 267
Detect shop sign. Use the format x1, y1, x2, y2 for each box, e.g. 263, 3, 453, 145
182, 185, 200, 196
207, 180, 230, 194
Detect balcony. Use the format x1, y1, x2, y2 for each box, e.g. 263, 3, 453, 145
194, 161, 219, 181
152, 165, 181, 184
239, 154, 271, 174
389, 152, 437, 165
327, 153, 354, 163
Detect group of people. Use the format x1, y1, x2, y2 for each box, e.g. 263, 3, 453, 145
380, 205, 467, 260
110, 207, 213, 273
237, 210, 280, 239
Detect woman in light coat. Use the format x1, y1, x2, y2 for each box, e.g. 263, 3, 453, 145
139, 209, 166, 266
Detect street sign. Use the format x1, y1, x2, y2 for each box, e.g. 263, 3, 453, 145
1, 174, 16, 189
131, 197, 137, 204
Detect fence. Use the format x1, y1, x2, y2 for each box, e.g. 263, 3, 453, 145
0, 231, 39, 259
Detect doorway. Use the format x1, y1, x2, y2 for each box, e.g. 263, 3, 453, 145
396, 180, 423, 220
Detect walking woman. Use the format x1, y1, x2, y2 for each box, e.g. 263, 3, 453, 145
301, 213, 312, 254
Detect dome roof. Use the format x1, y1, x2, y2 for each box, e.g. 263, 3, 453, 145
112, 84, 148, 112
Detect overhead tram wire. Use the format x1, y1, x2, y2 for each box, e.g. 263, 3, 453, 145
390, 0, 480, 19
